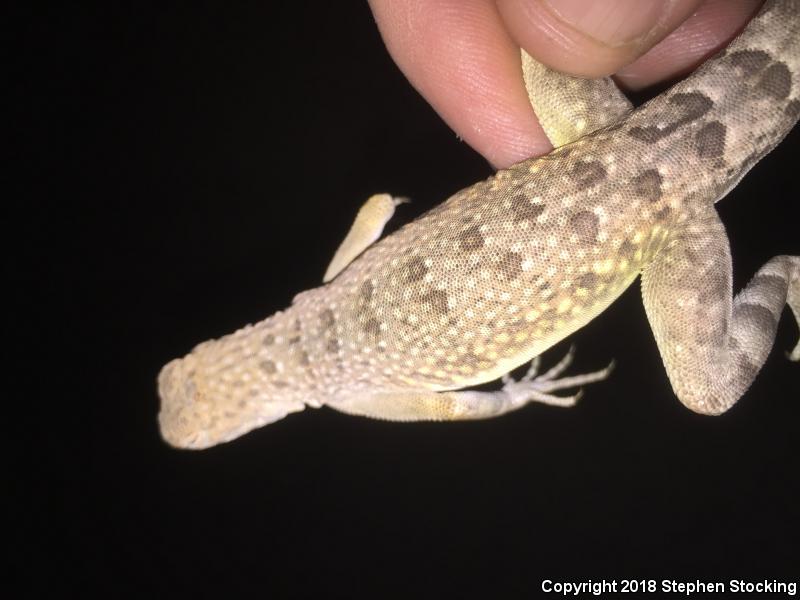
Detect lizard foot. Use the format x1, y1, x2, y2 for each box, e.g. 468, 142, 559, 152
500, 345, 615, 408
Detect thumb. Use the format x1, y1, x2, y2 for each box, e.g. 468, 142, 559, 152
496, 0, 705, 77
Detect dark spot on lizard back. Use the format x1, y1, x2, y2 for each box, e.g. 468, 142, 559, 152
260, 360, 277, 374
576, 272, 598, 290
404, 256, 428, 283
569, 211, 599, 244
698, 274, 729, 305
628, 92, 713, 143
320, 309, 335, 331
785, 99, 800, 120
421, 290, 450, 315
758, 62, 792, 100
666, 91, 714, 120
695, 121, 727, 158
362, 317, 381, 340
618, 240, 637, 259
458, 225, 485, 251
263, 334, 275, 346
748, 273, 786, 296
496, 251, 523, 281
697, 314, 728, 345
669, 92, 714, 117
571, 160, 607, 190
358, 280, 374, 306
536, 307, 559, 328
733, 302, 778, 338
728, 49, 771, 76
654, 205, 673, 223
733, 352, 759, 385
510, 193, 545, 223
631, 169, 663, 202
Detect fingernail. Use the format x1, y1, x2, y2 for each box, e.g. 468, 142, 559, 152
542, 0, 669, 47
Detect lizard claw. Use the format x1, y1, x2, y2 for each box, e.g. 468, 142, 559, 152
501, 347, 614, 408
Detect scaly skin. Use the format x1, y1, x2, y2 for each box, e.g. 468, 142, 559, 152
158, 0, 799, 449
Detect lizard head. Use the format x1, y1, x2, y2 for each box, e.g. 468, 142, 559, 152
157, 336, 306, 449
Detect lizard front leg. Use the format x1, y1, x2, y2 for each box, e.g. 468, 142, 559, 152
641, 204, 799, 415
323, 193, 408, 282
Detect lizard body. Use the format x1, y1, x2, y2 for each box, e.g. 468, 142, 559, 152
158, 0, 799, 449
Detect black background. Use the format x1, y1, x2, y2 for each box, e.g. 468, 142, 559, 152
11, 3, 799, 598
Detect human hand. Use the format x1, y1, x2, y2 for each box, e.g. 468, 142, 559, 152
368, 0, 763, 168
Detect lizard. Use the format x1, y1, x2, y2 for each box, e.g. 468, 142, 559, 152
158, 0, 799, 450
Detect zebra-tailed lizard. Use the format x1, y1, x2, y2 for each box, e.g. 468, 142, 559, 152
158, 0, 799, 449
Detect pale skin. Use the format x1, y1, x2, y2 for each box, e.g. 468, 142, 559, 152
367, 0, 764, 168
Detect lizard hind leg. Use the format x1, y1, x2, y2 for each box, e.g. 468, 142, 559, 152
520, 49, 632, 147
328, 346, 614, 422
501, 345, 615, 407
641, 204, 799, 415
